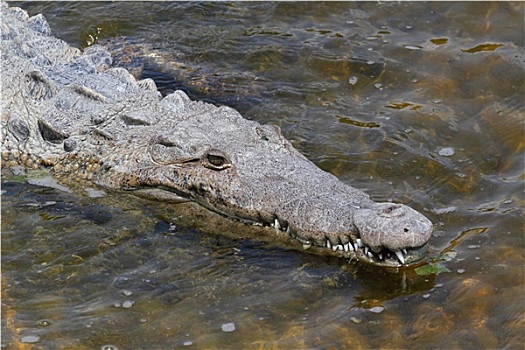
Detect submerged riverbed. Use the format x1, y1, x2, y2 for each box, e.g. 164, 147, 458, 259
2, 2, 524, 349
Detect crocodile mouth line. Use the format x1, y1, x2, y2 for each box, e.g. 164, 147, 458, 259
254, 217, 422, 267
137, 187, 424, 266
321, 238, 413, 266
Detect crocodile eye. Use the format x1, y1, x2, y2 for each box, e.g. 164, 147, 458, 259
202, 149, 232, 171
208, 154, 226, 166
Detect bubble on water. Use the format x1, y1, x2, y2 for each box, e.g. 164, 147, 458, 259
21, 335, 40, 343
350, 317, 362, 324
438, 147, 455, 156
221, 322, 236, 332
183, 341, 194, 346
431, 206, 457, 215
122, 290, 133, 296
369, 306, 384, 314
122, 300, 134, 309
457, 269, 466, 274
101, 345, 118, 350
348, 76, 358, 85
36, 319, 51, 327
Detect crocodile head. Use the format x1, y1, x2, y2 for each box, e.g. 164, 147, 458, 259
114, 91, 433, 267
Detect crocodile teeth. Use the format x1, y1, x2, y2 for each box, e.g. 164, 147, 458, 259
285, 226, 290, 234
402, 248, 408, 255
394, 250, 405, 265
322, 236, 407, 265
302, 243, 312, 250
273, 219, 281, 230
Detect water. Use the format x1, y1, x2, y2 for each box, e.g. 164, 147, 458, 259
2, 2, 524, 349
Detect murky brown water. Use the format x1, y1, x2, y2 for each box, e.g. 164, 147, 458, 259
2, 2, 524, 349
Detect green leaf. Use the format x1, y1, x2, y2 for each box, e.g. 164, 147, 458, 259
415, 264, 450, 276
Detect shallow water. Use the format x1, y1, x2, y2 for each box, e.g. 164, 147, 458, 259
2, 2, 524, 349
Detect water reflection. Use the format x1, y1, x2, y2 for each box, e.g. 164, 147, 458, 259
2, 181, 437, 349
3, 1, 524, 349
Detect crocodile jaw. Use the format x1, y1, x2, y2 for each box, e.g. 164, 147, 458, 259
261, 201, 433, 267
133, 161, 433, 267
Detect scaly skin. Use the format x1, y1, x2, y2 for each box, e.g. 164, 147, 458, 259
0, 4, 432, 266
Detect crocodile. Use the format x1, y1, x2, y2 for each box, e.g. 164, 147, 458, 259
0, 4, 433, 267
100, 35, 269, 105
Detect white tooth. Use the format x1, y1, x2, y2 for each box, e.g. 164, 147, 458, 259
302, 243, 312, 250
402, 248, 408, 255
274, 219, 281, 230
344, 243, 349, 252
286, 226, 290, 234
337, 244, 343, 251
356, 239, 363, 248
326, 240, 332, 249
367, 251, 374, 258
364, 246, 369, 255
332, 244, 338, 252
348, 242, 354, 251
378, 253, 383, 260
394, 250, 405, 265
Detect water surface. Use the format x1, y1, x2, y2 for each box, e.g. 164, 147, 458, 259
2, 2, 524, 349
